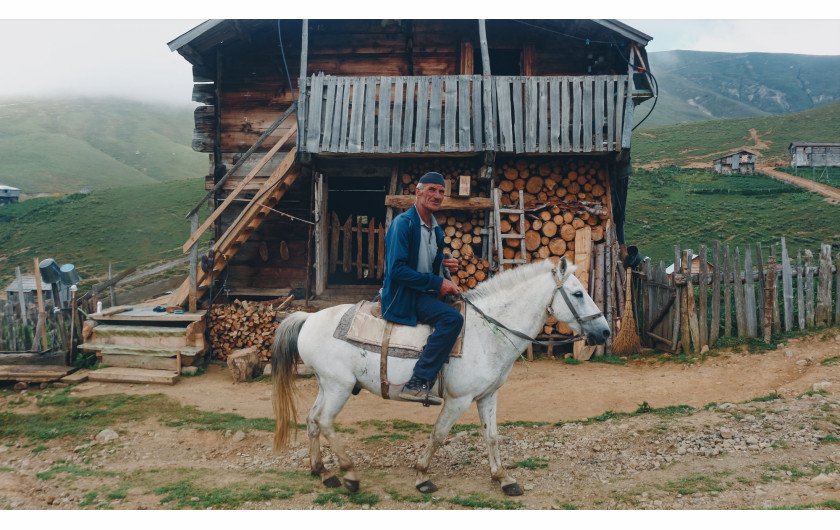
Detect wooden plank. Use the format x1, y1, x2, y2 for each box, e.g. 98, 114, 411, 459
347, 78, 364, 153
797, 250, 805, 330
0, 365, 74, 382
512, 78, 525, 154
525, 76, 538, 152
391, 77, 404, 153
582, 76, 593, 152
377, 76, 391, 154
733, 247, 747, 337
101, 352, 179, 371
538, 78, 548, 153
723, 246, 732, 337
606, 75, 616, 151
458, 76, 471, 152
363, 77, 377, 153
710, 241, 721, 346
337, 77, 351, 152
367, 218, 376, 279
342, 215, 353, 274
314, 174, 326, 295
614, 77, 625, 150
763, 255, 777, 343
621, 70, 635, 149
496, 78, 513, 152
560, 77, 570, 153
385, 195, 493, 210
61, 370, 89, 384
549, 77, 560, 152
698, 244, 708, 348
805, 250, 815, 327
471, 76, 483, 151
306, 73, 324, 152
678, 249, 690, 354
771, 245, 781, 333
744, 244, 758, 337
755, 242, 767, 332
444, 77, 457, 152
685, 250, 701, 352
815, 243, 833, 326
414, 78, 429, 152
377, 222, 385, 280
427, 77, 443, 152
780, 238, 794, 331
594, 76, 604, 150
402, 78, 416, 151
356, 217, 364, 279
320, 76, 336, 151
87, 367, 179, 385
329, 211, 340, 274
572, 79, 582, 152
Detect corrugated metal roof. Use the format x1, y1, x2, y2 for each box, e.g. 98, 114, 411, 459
0, 185, 21, 191
713, 150, 757, 162
5, 276, 57, 292
789, 142, 840, 148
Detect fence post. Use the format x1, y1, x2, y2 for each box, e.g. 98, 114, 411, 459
733, 247, 747, 337
109, 263, 116, 307
723, 245, 732, 337
816, 244, 833, 327
744, 245, 757, 337
764, 255, 776, 343
710, 242, 721, 346
698, 244, 708, 349
780, 237, 794, 332
805, 250, 815, 328
797, 250, 805, 330
15, 267, 28, 327
189, 212, 199, 314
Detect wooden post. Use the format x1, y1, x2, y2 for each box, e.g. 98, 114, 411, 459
698, 244, 708, 348
478, 19, 495, 151
796, 250, 805, 330
764, 255, 776, 343
804, 250, 815, 328
815, 244, 832, 327
32, 258, 48, 349
743, 245, 757, 337
733, 247, 747, 337
679, 250, 691, 354
594, 244, 606, 357
755, 242, 766, 331
770, 245, 781, 333
685, 250, 701, 353
710, 242, 721, 346
672, 244, 682, 348
780, 237, 794, 332
723, 245, 732, 337
189, 212, 198, 313
108, 263, 116, 307
15, 267, 27, 327
50, 282, 70, 353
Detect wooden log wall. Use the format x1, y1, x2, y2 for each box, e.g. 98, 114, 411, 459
0, 299, 70, 354
638, 238, 840, 354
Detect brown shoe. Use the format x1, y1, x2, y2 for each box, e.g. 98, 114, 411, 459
398, 376, 442, 406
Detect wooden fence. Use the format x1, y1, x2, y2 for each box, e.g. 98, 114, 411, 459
637, 238, 840, 353
328, 212, 386, 280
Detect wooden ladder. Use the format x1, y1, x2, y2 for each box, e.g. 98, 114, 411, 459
166, 146, 301, 308
493, 188, 528, 270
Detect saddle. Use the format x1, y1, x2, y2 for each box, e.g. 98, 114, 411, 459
333, 300, 466, 399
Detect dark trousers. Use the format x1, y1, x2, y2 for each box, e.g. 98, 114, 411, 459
412, 293, 464, 381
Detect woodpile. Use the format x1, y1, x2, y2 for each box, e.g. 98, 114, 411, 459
496, 157, 610, 266
400, 159, 487, 198
208, 299, 280, 361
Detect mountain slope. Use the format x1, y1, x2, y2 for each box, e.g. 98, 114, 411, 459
0, 98, 205, 193
638, 51, 840, 128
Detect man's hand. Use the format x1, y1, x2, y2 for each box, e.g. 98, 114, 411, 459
439, 278, 461, 298
442, 256, 459, 275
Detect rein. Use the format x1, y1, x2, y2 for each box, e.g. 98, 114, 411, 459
462, 265, 604, 347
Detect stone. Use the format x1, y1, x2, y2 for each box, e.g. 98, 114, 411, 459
785, 350, 793, 357
700, 345, 709, 354
181, 366, 198, 376
263, 364, 272, 377
813, 382, 832, 391
719, 428, 734, 439
231, 430, 246, 442
95, 429, 119, 442
810, 474, 836, 485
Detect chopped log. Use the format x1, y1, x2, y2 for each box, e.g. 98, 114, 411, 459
541, 221, 557, 238
549, 238, 567, 256
227, 347, 260, 383
525, 177, 544, 194
560, 224, 576, 241
524, 231, 541, 251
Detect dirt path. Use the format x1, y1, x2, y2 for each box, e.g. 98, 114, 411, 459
756, 166, 840, 204
1, 333, 839, 510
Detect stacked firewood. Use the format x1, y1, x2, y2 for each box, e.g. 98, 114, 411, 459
399, 159, 487, 197
431, 211, 492, 291
453, 256, 492, 291
208, 299, 279, 361
496, 157, 609, 265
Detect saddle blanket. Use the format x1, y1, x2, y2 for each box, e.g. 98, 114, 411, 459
333, 300, 464, 359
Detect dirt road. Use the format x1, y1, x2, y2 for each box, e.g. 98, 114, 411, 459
756, 166, 840, 204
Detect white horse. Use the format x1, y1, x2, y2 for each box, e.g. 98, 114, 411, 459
270, 257, 610, 496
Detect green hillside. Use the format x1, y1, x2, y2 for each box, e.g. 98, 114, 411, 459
639, 51, 840, 128
0, 179, 209, 290
631, 100, 840, 167
0, 98, 205, 193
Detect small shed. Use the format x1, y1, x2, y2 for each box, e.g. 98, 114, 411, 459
665, 253, 714, 277
0, 185, 20, 206
713, 151, 756, 175
4, 276, 58, 306
789, 142, 840, 168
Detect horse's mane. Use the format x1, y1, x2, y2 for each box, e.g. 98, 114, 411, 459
463, 258, 577, 303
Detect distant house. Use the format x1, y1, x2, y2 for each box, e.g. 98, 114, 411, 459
789, 142, 840, 168
4, 276, 58, 306
713, 151, 756, 175
665, 253, 715, 277
0, 185, 20, 206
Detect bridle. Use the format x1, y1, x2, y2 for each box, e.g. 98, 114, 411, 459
463, 264, 604, 347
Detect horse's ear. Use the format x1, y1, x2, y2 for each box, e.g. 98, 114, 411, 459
559, 256, 567, 275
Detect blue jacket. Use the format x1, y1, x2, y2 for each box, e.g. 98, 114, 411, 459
381, 205, 444, 326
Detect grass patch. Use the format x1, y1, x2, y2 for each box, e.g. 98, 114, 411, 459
744, 393, 782, 404
448, 492, 524, 510
153, 472, 313, 509
312, 490, 380, 507
563, 358, 582, 365
361, 434, 409, 443
821, 356, 839, 366
763, 500, 840, 510
655, 472, 730, 495
820, 434, 840, 444
36, 464, 117, 481
588, 355, 627, 365
513, 457, 549, 470
798, 389, 828, 398
500, 421, 550, 428
384, 487, 439, 504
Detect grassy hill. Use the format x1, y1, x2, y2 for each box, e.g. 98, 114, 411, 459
639, 51, 840, 128
631, 100, 840, 167
0, 98, 205, 193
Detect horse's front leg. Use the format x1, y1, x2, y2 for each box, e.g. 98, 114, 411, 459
310, 384, 360, 491
414, 395, 472, 493
477, 391, 523, 496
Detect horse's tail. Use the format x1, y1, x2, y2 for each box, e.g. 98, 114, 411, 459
271, 311, 310, 450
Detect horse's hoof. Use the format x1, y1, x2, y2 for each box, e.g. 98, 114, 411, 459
343, 479, 360, 493
416, 480, 438, 494
502, 483, 524, 496
323, 476, 341, 488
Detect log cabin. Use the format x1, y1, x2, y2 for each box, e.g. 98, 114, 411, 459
165, 19, 655, 346
713, 150, 756, 175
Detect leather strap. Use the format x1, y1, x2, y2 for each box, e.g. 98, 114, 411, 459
380, 321, 394, 399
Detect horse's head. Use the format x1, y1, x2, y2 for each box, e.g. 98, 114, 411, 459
548, 257, 611, 345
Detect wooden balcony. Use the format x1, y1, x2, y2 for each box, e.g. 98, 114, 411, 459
298, 73, 635, 156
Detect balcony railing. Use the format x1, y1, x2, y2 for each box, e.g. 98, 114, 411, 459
298, 74, 634, 156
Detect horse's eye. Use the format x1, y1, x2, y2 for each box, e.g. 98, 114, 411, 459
574, 291, 584, 298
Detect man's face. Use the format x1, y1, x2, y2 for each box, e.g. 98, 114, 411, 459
415, 183, 446, 212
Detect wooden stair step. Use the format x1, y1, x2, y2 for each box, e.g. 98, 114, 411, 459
79, 343, 203, 358
0, 365, 75, 382
86, 367, 180, 385
92, 325, 189, 337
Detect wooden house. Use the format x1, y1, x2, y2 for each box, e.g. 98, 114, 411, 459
789, 142, 840, 168
4, 276, 58, 307
713, 150, 756, 175
0, 185, 20, 206
164, 19, 655, 343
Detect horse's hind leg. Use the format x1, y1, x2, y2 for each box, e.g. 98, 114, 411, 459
306, 386, 340, 487
310, 382, 360, 492
414, 396, 472, 493
477, 392, 523, 496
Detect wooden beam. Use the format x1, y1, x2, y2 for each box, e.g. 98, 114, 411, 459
384, 195, 493, 211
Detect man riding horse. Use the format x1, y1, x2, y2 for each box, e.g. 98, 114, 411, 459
381, 172, 463, 406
